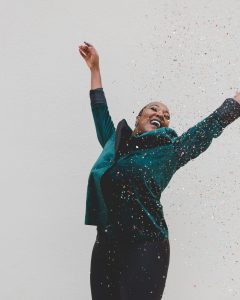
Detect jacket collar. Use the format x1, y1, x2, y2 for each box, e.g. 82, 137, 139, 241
114, 119, 178, 159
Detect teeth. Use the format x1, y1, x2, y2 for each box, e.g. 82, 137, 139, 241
150, 119, 161, 128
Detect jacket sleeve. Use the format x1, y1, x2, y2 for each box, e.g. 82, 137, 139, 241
90, 87, 116, 148
173, 98, 240, 170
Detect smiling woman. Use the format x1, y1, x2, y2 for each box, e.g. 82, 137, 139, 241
79, 42, 240, 300
133, 102, 171, 135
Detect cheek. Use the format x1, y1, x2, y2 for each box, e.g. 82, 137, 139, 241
138, 115, 147, 124
142, 112, 151, 121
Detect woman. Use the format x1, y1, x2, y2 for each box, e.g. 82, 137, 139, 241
79, 41, 240, 300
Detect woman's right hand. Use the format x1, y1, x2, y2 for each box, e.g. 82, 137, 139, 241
78, 41, 100, 70
233, 90, 240, 104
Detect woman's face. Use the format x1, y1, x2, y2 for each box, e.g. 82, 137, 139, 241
133, 101, 170, 135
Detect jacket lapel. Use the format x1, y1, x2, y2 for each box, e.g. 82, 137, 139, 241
114, 119, 133, 159
114, 118, 178, 160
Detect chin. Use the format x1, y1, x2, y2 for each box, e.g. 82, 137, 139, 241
146, 125, 159, 132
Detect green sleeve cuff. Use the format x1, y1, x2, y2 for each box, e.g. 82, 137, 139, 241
210, 98, 240, 127
89, 88, 107, 105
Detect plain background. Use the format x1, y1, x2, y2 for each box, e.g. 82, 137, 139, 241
1, 0, 240, 299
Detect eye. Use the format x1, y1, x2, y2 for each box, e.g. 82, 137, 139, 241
151, 107, 158, 111
150, 106, 170, 120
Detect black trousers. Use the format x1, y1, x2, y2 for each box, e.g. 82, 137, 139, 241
90, 233, 170, 300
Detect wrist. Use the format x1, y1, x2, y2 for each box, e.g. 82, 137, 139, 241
233, 97, 240, 104
90, 66, 100, 72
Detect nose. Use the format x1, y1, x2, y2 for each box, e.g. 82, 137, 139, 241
154, 110, 164, 120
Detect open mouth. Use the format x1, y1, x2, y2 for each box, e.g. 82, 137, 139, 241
149, 119, 161, 128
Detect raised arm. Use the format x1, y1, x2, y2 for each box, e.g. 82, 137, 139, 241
89, 86, 116, 148
79, 42, 115, 148
173, 92, 240, 170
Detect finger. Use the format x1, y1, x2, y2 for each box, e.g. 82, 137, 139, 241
80, 45, 90, 53
84, 41, 93, 47
79, 45, 89, 53
79, 49, 87, 57
80, 45, 88, 50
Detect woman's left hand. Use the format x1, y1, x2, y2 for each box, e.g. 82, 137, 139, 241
233, 90, 240, 104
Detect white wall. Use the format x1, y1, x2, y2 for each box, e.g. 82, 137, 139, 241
1, 0, 240, 299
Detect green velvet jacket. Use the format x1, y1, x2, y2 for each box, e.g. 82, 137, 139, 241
85, 88, 240, 235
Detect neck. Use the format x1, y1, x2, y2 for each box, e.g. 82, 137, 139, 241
131, 128, 142, 136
